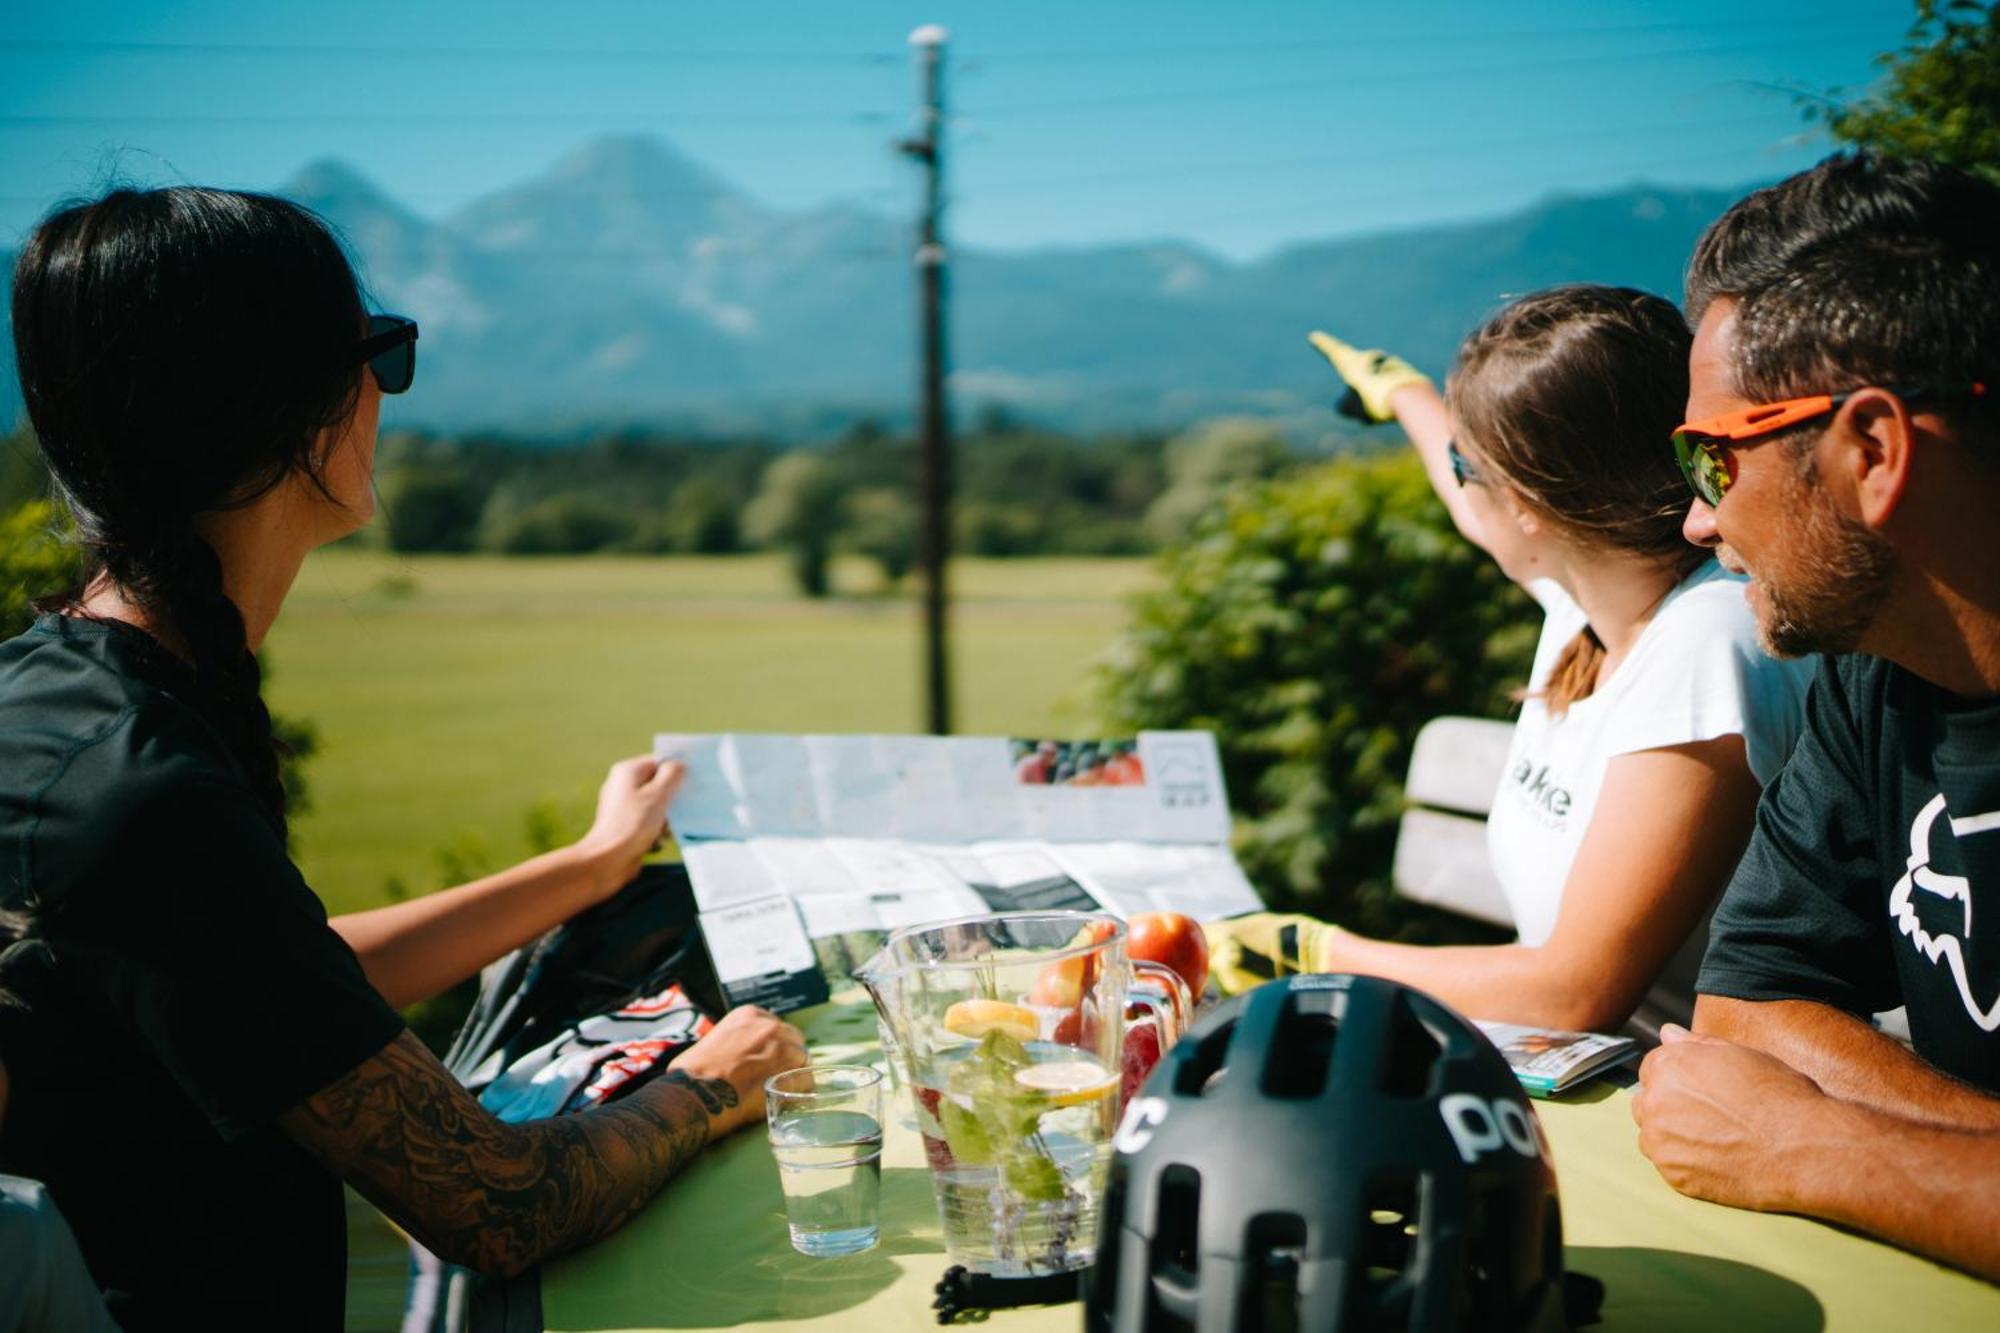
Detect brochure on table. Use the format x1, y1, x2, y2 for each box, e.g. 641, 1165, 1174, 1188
1476, 1021, 1638, 1097
653, 730, 1262, 1011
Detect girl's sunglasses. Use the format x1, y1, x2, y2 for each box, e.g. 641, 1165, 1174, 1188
353, 314, 419, 394
1448, 439, 1483, 487
1671, 382, 1986, 507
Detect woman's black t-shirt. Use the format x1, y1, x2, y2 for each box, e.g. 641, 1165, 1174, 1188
0, 614, 405, 1331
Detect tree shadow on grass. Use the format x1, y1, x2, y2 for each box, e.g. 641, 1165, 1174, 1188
1568, 1245, 1824, 1331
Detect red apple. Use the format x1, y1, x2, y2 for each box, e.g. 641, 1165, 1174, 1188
1126, 912, 1209, 999
1029, 953, 1091, 1009
1027, 918, 1119, 1008
1120, 1016, 1163, 1106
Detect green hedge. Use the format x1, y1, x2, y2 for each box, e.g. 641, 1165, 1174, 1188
1097, 449, 1537, 933
0, 501, 80, 640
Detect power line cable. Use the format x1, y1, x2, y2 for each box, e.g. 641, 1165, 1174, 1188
0, 37, 900, 65
0, 12, 1891, 68
0, 109, 899, 128
969, 9, 1897, 63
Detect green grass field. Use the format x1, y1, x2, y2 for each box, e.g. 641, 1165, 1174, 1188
266, 548, 1155, 915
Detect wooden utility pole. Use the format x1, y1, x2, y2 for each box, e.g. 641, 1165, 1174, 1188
900, 23, 952, 735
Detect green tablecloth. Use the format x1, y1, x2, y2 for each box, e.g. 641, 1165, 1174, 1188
542, 995, 2000, 1331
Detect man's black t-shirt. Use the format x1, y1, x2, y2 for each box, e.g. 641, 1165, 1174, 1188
1700, 653, 2000, 1092
0, 615, 405, 1331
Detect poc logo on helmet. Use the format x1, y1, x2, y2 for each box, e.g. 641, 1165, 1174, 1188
1439, 1092, 1542, 1165
1113, 1096, 1170, 1155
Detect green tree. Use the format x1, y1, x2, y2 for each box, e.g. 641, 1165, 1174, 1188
957, 501, 1044, 556
1, 428, 52, 514
1816, 1, 2000, 177
1143, 417, 1294, 546
0, 500, 81, 639
1098, 450, 1537, 932
478, 490, 636, 555
841, 486, 918, 585
380, 465, 487, 553
744, 451, 844, 597
663, 475, 743, 554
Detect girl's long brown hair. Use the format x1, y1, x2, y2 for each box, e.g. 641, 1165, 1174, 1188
1446, 285, 1706, 717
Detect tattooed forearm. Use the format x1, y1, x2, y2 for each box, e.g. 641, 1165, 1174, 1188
278, 1031, 722, 1277
662, 1068, 739, 1117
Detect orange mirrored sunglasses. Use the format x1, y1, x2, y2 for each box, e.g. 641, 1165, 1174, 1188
1671, 382, 1986, 506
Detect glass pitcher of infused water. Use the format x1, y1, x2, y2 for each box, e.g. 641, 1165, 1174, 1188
856, 912, 1189, 1277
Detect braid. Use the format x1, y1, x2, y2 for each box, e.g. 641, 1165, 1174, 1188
151, 535, 289, 838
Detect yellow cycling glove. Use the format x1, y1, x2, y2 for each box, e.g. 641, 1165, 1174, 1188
1307, 330, 1431, 423
1203, 912, 1342, 996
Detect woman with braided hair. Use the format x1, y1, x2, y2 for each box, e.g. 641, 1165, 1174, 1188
0, 187, 803, 1328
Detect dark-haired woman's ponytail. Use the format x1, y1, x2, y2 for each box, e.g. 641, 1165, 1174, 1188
152, 535, 289, 837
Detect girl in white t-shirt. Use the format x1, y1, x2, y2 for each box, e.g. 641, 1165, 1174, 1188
1211, 286, 1814, 1033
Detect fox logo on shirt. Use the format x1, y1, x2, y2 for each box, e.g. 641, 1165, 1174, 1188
1889, 792, 2000, 1032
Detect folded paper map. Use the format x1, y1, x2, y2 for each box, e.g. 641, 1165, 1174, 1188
653, 731, 1263, 1008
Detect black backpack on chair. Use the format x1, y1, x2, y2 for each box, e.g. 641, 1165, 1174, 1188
405, 862, 725, 1333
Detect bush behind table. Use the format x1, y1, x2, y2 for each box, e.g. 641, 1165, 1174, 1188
1098, 448, 1536, 939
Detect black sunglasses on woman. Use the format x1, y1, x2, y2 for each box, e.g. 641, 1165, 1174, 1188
354, 314, 418, 394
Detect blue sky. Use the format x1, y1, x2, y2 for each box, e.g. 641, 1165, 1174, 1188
1, 0, 1917, 260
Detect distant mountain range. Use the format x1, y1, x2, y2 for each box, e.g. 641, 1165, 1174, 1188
0, 135, 1754, 439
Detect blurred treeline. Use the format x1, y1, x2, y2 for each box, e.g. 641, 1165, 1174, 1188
363, 412, 1305, 594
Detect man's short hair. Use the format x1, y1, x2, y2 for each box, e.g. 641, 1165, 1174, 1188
1686, 152, 2000, 454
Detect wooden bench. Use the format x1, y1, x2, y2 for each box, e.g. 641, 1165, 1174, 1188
1390, 715, 1516, 928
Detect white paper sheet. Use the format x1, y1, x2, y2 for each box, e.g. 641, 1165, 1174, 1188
679, 840, 781, 911
700, 894, 818, 984
1045, 842, 1262, 920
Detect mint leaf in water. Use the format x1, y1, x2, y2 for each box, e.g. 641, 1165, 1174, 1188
1002, 1146, 1068, 1204
938, 1097, 995, 1166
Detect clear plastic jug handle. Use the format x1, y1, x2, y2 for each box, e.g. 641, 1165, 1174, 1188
1127, 959, 1192, 1050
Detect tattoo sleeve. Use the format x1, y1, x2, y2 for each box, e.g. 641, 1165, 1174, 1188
279, 1031, 722, 1277
662, 1068, 738, 1117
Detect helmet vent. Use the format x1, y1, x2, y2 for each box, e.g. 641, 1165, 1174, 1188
1360, 1171, 1420, 1274
1261, 1001, 1339, 1100
1172, 1020, 1237, 1098
1152, 1164, 1202, 1282
1462, 1183, 1516, 1327
1378, 994, 1444, 1098
1238, 1212, 1306, 1333
1345, 1172, 1423, 1325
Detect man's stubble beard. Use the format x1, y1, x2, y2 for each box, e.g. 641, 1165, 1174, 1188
1742, 477, 1896, 659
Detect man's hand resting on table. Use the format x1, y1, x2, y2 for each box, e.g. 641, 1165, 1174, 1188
1632, 1022, 2000, 1280
667, 1004, 809, 1138
1631, 1023, 1832, 1213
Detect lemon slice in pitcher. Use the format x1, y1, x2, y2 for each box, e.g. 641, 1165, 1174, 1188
1014, 1059, 1118, 1107
942, 999, 1040, 1042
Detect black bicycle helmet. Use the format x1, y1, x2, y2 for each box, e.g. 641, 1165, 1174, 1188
1084, 973, 1567, 1333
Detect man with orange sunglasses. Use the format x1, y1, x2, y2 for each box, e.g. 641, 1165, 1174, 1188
1630, 152, 2000, 1282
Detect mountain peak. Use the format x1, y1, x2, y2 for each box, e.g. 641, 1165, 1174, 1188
282, 158, 408, 216
447, 133, 765, 259
544, 133, 739, 206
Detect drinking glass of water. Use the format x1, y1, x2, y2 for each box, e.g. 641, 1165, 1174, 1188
765, 1064, 884, 1257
